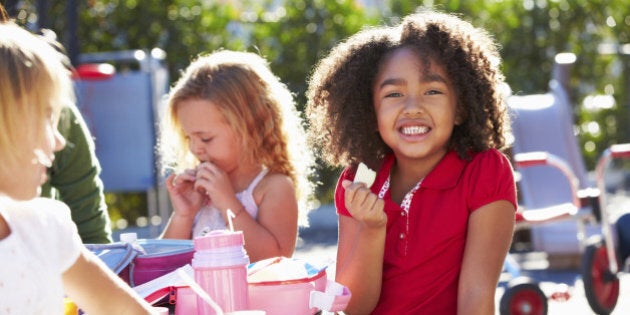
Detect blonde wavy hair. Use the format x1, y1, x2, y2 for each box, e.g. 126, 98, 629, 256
0, 22, 73, 177
159, 50, 315, 225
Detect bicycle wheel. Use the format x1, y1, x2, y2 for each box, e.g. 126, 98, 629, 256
499, 276, 547, 315
581, 236, 619, 315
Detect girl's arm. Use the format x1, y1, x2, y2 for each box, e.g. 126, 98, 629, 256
63, 248, 155, 315
231, 174, 299, 262
192, 162, 298, 261
160, 211, 194, 239
335, 180, 387, 315
457, 200, 515, 315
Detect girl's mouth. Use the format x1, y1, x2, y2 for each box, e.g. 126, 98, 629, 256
400, 125, 430, 136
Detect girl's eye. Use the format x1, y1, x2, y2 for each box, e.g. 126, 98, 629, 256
426, 89, 443, 95
385, 92, 403, 98
201, 137, 212, 143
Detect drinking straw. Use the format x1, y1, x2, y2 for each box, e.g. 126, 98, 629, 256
227, 208, 236, 232
176, 267, 224, 315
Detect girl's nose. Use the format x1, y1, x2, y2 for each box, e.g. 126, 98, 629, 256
188, 138, 204, 156
403, 94, 424, 115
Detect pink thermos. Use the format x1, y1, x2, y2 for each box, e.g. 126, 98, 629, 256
192, 230, 250, 315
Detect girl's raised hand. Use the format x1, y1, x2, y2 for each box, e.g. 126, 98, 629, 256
193, 162, 238, 211
166, 169, 206, 218
342, 179, 386, 229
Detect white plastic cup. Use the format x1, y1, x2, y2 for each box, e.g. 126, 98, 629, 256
192, 230, 250, 315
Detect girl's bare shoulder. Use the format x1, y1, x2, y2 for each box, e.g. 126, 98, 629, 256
254, 172, 297, 201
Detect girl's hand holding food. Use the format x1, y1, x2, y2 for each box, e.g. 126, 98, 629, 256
342, 180, 386, 229
166, 168, 206, 218
193, 162, 238, 212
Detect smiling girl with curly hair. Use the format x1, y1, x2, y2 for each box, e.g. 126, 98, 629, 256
307, 9, 516, 314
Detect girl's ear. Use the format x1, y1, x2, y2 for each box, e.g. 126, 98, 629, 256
455, 115, 463, 126
454, 107, 465, 126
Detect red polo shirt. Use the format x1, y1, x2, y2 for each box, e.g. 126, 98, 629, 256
335, 149, 517, 314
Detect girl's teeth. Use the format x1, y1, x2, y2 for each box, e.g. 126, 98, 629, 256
401, 126, 429, 135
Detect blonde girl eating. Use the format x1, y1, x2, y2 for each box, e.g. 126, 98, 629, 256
159, 50, 315, 262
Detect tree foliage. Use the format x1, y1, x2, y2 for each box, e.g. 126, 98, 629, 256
385, 0, 630, 168
7, 0, 630, 207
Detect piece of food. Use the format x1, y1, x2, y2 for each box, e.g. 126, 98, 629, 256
354, 162, 376, 187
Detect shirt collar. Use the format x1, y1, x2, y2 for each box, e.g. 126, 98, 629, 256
382, 150, 468, 190
422, 151, 467, 189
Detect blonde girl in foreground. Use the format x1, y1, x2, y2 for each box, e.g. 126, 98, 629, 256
0, 21, 155, 315
159, 50, 315, 262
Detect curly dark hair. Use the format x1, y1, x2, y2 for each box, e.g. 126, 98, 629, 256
306, 9, 511, 170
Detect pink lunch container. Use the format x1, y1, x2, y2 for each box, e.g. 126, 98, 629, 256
247, 257, 349, 315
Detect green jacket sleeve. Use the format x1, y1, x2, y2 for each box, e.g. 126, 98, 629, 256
41, 105, 113, 244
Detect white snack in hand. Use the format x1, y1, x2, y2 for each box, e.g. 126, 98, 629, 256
354, 162, 376, 187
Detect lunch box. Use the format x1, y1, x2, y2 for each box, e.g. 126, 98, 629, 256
247, 257, 351, 315
86, 238, 194, 286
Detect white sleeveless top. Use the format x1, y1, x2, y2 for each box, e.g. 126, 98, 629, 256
192, 168, 268, 237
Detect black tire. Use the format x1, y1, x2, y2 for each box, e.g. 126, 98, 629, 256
581, 236, 620, 315
499, 276, 548, 315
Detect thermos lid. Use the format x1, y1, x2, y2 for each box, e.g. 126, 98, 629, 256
193, 230, 244, 250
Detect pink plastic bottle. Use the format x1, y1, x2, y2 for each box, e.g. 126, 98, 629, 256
192, 230, 250, 315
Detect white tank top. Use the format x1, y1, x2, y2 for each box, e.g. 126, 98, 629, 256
192, 168, 268, 237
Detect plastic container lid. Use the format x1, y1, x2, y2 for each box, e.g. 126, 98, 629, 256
193, 230, 244, 251
247, 257, 328, 285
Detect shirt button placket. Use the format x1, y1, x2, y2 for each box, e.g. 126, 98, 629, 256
398, 211, 408, 255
